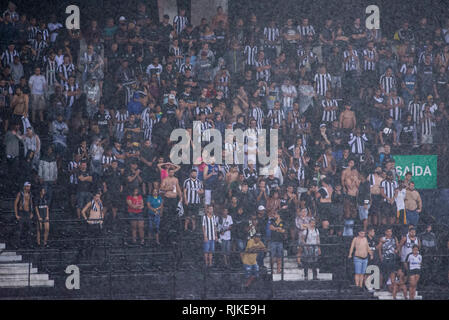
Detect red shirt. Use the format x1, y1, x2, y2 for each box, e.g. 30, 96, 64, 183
127, 195, 143, 214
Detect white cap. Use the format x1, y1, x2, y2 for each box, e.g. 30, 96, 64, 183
119, 16, 126, 22
168, 94, 175, 100
257, 205, 266, 211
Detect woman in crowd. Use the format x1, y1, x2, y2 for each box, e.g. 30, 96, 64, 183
126, 187, 145, 245
146, 188, 163, 245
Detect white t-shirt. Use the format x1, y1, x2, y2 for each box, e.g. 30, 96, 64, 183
218, 215, 233, 241
395, 188, 406, 210
28, 75, 47, 95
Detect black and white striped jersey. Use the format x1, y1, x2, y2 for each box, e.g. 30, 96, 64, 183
249, 106, 265, 129
101, 155, 116, 169
297, 25, 315, 37
183, 178, 203, 204
179, 62, 193, 75
289, 110, 301, 129
141, 107, 159, 141
388, 96, 403, 121
68, 160, 80, 184
38, 28, 50, 42
115, 111, 129, 133
58, 63, 76, 86
343, 49, 358, 72
408, 101, 423, 126
314, 73, 331, 96
321, 98, 338, 122
420, 115, 434, 136
169, 45, 183, 69
362, 48, 377, 71
202, 214, 217, 240
173, 15, 189, 35
400, 63, 417, 75
45, 59, 58, 87
1, 49, 19, 67
64, 83, 79, 108
263, 27, 280, 47
348, 133, 368, 154
216, 75, 230, 98
297, 49, 317, 68
28, 26, 39, 42
379, 73, 397, 95
267, 109, 285, 127
244, 45, 258, 66
380, 179, 398, 200
30, 39, 48, 64
254, 58, 270, 82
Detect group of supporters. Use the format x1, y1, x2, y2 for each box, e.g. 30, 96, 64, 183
3, 1, 449, 294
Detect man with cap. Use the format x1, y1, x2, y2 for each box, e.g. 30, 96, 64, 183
14, 181, 34, 248
159, 14, 174, 59
242, 232, 267, 288
163, 93, 178, 128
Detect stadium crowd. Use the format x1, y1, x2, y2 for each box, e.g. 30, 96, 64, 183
2, 1, 449, 295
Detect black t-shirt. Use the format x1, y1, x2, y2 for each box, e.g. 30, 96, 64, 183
270, 218, 285, 242
233, 212, 249, 239
380, 124, 395, 145
103, 169, 122, 195
77, 169, 92, 193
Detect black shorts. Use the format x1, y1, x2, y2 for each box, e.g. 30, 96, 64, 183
382, 202, 397, 218
362, 70, 378, 88
185, 203, 200, 217
105, 192, 122, 208
408, 269, 421, 276
128, 212, 145, 221
370, 195, 383, 214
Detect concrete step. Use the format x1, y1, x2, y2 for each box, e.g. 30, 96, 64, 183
0, 243, 5, 250
373, 290, 419, 297
0, 251, 18, 256
0, 268, 38, 275
0, 279, 54, 288
0, 255, 22, 262
378, 294, 422, 300
0, 263, 33, 268
374, 291, 422, 299
264, 261, 302, 269
272, 272, 333, 281
0, 274, 49, 281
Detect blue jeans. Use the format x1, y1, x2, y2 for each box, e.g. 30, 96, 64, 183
221, 239, 231, 255
406, 210, 419, 226
270, 241, 283, 258
244, 264, 259, 278
354, 256, 368, 275
148, 213, 160, 234
235, 239, 246, 252
393, 120, 402, 143
203, 240, 215, 253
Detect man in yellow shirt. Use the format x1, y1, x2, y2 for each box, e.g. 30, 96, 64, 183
242, 233, 267, 288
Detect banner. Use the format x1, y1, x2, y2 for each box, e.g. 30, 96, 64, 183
392, 155, 437, 189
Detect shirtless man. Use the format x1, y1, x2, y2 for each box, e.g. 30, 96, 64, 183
339, 103, 356, 136
343, 166, 360, 219
160, 168, 182, 227
341, 158, 357, 190
14, 182, 34, 248
368, 167, 383, 226
348, 229, 373, 288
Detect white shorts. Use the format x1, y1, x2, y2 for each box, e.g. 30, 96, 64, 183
421, 134, 433, 144
205, 190, 212, 205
